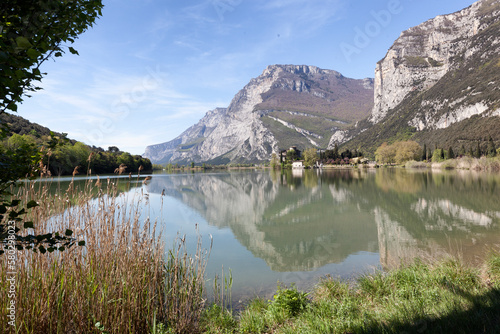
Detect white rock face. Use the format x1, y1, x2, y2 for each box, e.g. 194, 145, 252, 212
370, 0, 488, 124
142, 107, 228, 163
175, 66, 284, 163
409, 102, 490, 130
145, 65, 356, 163
328, 130, 351, 147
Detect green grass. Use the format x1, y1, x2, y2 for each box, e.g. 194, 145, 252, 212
200, 256, 500, 333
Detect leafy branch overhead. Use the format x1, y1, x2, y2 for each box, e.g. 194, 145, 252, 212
0, 0, 104, 117
0, 0, 103, 254
0, 199, 85, 255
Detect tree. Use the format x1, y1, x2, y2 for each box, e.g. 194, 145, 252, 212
394, 141, 422, 164
0, 0, 104, 119
459, 144, 466, 157
476, 142, 482, 158
333, 143, 339, 160
341, 149, 352, 159
6, 133, 36, 148
448, 146, 455, 159
432, 149, 445, 162
488, 136, 497, 157
286, 148, 299, 162
375, 142, 396, 164
108, 146, 120, 153
303, 148, 318, 168
1, 0, 103, 254
375, 141, 422, 164
469, 145, 474, 157
117, 152, 136, 171
270, 153, 279, 169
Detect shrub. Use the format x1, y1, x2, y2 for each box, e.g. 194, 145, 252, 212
267, 284, 309, 319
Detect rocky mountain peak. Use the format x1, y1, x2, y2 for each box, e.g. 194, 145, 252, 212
144, 64, 373, 164
263, 64, 342, 78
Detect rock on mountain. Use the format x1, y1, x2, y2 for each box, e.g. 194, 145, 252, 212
340, 0, 500, 153
144, 65, 373, 164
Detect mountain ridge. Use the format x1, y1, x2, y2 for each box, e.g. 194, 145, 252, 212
145, 0, 500, 164
144, 65, 373, 164
340, 0, 500, 155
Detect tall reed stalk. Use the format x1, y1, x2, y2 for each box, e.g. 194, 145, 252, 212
0, 177, 210, 333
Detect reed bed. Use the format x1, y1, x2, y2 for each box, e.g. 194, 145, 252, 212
0, 177, 209, 333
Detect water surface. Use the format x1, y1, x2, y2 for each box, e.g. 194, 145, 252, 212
42, 168, 500, 305
142, 168, 500, 304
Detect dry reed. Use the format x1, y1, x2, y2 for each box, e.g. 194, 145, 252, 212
0, 176, 210, 333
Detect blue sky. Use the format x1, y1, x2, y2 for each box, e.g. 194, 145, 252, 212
17, 0, 477, 155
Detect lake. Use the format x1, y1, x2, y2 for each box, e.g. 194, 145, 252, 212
45, 168, 500, 307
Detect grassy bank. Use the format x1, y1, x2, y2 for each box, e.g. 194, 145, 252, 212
201, 255, 500, 334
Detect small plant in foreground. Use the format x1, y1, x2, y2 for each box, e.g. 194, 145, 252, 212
201, 304, 237, 334
267, 284, 309, 319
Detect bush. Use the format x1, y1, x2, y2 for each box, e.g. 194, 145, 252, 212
267, 284, 309, 320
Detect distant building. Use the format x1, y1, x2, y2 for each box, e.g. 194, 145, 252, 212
292, 161, 304, 169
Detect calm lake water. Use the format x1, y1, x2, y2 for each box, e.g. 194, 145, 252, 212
47, 168, 500, 306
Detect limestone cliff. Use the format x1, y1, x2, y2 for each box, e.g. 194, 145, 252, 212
144, 65, 373, 164
342, 0, 500, 153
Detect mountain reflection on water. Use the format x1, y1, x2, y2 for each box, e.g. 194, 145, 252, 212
146, 168, 500, 273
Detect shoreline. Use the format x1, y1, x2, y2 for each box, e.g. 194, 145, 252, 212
200, 252, 500, 333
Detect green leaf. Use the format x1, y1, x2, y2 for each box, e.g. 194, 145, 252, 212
27, 48, 41, 60
58, 246, 65, 252
39, 246, 46, 254
0, 205, 6, 214
78, 240, 86, 246
7, 103, 17, 112
68, 46, 79, 55
26, 200, 38, 209
14, 70, 25, 79
54, 51, 63, 57
24, 221, 34, 229
15, 36, 32, 49
65, 229, 73, 236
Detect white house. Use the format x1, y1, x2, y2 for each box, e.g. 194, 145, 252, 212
292, 161, 304, 169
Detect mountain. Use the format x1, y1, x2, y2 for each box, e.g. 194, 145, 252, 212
339, 0, 500, 154
143, 65, 373, 164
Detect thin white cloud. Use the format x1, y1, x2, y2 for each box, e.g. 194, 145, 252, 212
257, 0, 345, 37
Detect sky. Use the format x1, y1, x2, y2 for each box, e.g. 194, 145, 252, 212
16, 0, 478, 155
